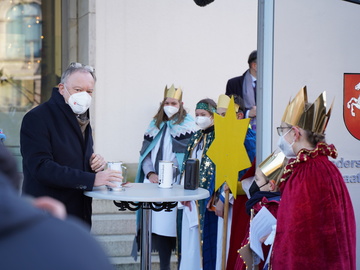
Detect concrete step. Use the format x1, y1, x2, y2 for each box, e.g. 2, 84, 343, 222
110, 255, 178, 270
95, 232, 179, 269
92, 198, 131, 214
96, 234, 135, 257
91, 213, 136, 235
91, 195, 176, 269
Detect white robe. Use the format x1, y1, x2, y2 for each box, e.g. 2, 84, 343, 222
144, 127, 178, 237
179, 138, 205, 269
179, 201, 202, 270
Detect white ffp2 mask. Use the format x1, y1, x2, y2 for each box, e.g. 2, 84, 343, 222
195, 116, 213, 130
65, 86, 92, 114
277, 129, 296, 158
163, 106, 179, 118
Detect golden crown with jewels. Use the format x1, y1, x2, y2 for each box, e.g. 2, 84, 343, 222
259, 151, 286, 181
164, 84, 182, 101
281, 86, 333, 134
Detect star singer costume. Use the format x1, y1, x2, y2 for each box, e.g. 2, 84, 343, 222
270, 87, 356, 269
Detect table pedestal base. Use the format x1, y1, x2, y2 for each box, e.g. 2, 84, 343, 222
113, 201, 178, 270
141, 203, 152, 270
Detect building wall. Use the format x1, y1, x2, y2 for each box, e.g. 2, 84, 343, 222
93, 0, 258, 163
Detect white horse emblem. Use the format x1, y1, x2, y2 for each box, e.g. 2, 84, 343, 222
347, 82, 360, 117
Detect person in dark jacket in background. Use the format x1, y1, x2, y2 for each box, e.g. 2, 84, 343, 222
225, 50, 257, 130
20, 62, 122, 226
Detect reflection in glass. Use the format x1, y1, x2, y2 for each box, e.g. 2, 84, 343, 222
0, 0, 49, 170
6, 3, 42, 59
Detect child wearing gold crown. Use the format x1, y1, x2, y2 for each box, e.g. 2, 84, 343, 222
233, 151, 286, 270
133, 85, 197, 270
270, 87, 356, 269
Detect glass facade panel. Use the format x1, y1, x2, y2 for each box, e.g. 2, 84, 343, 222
0, 0, 61, 170
6, 3, 42, 59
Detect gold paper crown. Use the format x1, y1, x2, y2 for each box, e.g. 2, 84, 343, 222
164, 84, 182, 101
217, 94, 230, 109
217, 94, 240, 112
259, 151, 286, 181
281, 86, 333, 134
234, 103, 239, 112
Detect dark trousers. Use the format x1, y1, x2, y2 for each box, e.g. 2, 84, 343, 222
152, 233, 176, 270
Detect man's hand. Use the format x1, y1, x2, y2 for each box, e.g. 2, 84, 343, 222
248, 106, 257, 118
90, 153, 106, 172
94, 169, 123, 187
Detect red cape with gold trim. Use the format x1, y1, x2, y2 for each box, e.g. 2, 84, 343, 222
270, 143, 356, 269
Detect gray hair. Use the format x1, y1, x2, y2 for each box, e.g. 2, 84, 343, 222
60, 62, 96, 84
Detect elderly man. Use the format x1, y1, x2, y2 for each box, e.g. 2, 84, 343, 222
20, 62, 122, 227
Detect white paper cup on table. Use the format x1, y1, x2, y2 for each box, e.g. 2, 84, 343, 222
107, 161, 127, 191
158, 160, 176, 188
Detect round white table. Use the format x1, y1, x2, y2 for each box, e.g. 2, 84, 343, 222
85, 183, 209, 270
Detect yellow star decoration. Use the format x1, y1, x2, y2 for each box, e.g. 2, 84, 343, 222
207, 97, 251, 198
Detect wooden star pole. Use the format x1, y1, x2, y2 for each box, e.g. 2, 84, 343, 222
207, 97, 251, 269
221, 189, 230, 270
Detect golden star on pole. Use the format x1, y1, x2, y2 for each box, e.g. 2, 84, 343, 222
207, 97, 251, 198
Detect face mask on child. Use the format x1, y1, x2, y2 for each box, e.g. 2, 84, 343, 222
277, 128, 296, 159
195, 116, 213, 130
249, 181, 260, 197
163, 106, 179, 118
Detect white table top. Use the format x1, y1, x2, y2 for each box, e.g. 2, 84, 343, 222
84, 183, 209, 202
